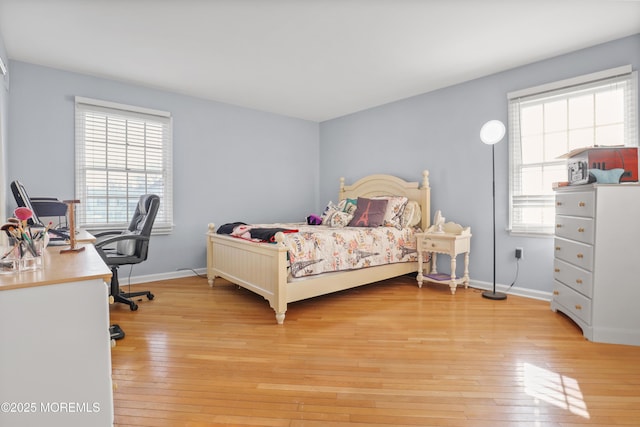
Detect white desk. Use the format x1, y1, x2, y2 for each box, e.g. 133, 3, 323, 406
0, 244, 113, 427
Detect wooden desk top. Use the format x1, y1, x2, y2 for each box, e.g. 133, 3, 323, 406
76, 228, 97, 243
0, 243, 111, 291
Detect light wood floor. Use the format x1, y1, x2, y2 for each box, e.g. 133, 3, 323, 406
110, 275, 640, 427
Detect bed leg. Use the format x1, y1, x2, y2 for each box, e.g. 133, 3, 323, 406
275, 312, 286, 325
208, 277, 215, 287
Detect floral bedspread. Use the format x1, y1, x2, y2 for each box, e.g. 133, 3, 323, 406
253, 223, 419, 278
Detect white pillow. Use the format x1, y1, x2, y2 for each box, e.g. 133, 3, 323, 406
401, 200, 422, 228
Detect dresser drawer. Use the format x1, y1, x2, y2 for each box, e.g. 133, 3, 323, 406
552, 281, 592, 326
555, 191, 595, 217
553, 258, 593, 298
555, 215, 594, 244
554, 237, 593, 271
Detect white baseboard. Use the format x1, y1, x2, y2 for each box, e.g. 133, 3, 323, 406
120, 271, 553, 302
468, 279, 552, 302
112, 267, 207, 286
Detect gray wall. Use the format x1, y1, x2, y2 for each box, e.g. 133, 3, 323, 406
3, 30, 638, 295
5, 61, 319, 278
319, 34, 640, 297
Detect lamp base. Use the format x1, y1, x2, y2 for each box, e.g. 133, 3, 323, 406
482, 290, 507, 300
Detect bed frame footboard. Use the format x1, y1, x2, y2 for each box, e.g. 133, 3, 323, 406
207, 223, 288, 323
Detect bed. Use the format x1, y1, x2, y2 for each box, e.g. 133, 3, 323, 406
206, 171, 431, 324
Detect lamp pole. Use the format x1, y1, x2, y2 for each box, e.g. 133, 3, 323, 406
480, 120, 507, 300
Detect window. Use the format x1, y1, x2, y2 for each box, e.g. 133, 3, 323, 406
75, 97, 173, 233
508, 66, 638, 235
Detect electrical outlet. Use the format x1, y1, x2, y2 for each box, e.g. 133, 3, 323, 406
515, 247, 523, 260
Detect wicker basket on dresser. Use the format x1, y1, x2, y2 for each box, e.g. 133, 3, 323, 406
552, 183, 640, 346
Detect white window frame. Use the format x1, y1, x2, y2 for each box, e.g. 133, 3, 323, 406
74, 97, 173, 233
508, 66, 638, 235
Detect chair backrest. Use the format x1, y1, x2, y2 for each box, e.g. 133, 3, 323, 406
10, 180, 44, 226
127, 194, 160, 261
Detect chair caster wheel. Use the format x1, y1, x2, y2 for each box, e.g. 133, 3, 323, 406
148, 293, 154, 301
130, 303, 138, 311
109, 324, 125, 340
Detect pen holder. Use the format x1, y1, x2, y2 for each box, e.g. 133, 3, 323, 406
0, 244, 20, 274
18, 239, 44, 271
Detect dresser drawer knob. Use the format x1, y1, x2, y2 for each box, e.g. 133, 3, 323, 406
431, 243, 436, 247
575, 304, 582, 310
556, 224, 562, 228
555, 246, 561, 251
576, 279, 583, 284
556, 201, 563, 206
578, 202, 586, 207
577, 253, 584, 259
578, 227, 585, 233
554, 268, 560, 273
553, 290, 559, 295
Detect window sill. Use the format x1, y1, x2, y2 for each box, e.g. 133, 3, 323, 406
508, 230, 554, 238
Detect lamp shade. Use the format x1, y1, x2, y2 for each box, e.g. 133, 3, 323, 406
480, 120, 506, 145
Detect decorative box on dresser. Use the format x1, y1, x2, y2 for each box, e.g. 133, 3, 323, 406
552, 183, 640, 346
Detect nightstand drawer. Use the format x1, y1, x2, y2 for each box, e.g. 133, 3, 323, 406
553, 281, 592, 325
554, 237, 593, 271
553, 258, 593, 298
555, 215, 594, 244
555, 191, 595, 217
421, 238, 451, 253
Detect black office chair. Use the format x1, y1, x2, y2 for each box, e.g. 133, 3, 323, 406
94, 194, 160, 311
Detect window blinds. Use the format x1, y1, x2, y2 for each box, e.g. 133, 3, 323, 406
75, 97, 173, 233
508, 66, 638, 235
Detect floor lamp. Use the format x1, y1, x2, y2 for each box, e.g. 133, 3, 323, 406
480, 119, 507, 301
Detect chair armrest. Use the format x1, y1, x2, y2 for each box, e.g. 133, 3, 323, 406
93, 230, 124, 238
94, 233, 149, 248
93, 230, 124, 246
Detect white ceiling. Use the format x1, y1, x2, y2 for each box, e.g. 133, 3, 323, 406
1, 0, 639, 122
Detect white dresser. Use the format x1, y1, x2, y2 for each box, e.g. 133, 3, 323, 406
552, 184, 640, 346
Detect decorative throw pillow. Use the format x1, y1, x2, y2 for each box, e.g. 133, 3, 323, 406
589, 168, 624, 184
334, 198, 356, 214
322, 199, 358, 226
321, 201, 340, 223
401, 200, 422, 228
347, 197, 388, 227
324, 210, 353, 227
344, 198, 358, 214
373, 196, 408, 229
116, 230, 137, 256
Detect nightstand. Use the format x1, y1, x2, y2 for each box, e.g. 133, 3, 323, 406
416, 222, 471, 294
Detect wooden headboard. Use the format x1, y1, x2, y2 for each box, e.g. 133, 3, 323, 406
338, 170, 431, 230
